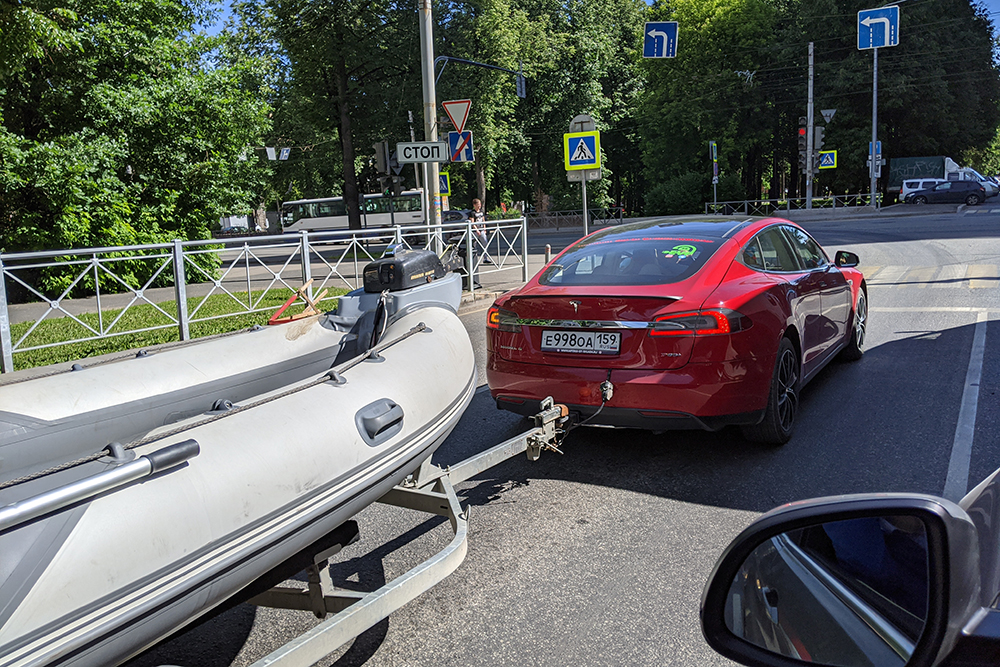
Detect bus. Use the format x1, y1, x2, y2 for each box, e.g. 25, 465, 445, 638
280, 190, 426, 232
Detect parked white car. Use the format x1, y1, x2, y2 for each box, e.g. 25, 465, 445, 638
901, 178, 947, 200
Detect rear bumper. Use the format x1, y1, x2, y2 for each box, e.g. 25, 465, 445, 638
487, 355, 773, 431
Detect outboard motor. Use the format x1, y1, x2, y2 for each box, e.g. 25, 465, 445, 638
326, 248, 464, 360
363, 248, 449, 293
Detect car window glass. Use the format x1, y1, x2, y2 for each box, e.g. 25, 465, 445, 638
904, 181, 917, 189
755, 228, 800, 272
538, 236, 722, 286
921, 181, 937, 188
742, 238, 765, 270
781, 226, 827, 270
394, 196, 421, 212
936, 183, 951, 190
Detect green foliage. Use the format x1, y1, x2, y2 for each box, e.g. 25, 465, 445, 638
0, 0, 80, 81
1, 0, 272, 256
645, 172, 709, 215
638, 0, 1000, 202
3, 0, 1000, 247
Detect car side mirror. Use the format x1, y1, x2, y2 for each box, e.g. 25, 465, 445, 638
835, 251, 859, 268
701, 494, 983, 667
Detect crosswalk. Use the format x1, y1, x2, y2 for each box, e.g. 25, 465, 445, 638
861, 264, 999, 288
962, 208, 1000, 215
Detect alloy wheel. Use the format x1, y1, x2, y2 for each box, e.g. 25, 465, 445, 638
776, 347, 798, 432
854, 293, 867, 350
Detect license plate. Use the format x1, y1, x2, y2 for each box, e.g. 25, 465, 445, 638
541, 330, 620, 355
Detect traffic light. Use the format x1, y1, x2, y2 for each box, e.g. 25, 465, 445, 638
373, 141, 390, 175
797, 126, 808, 173
381, 176, 404, 197
813, 126, 825, 152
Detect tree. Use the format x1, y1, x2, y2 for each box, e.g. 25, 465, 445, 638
0, 0, 79, 82
266, 0, 423, 229
0, 0, 272, 258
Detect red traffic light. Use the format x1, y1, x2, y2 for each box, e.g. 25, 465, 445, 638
798, 127, 807, 136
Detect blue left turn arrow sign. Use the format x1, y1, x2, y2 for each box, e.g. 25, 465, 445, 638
643, 22, 678, 58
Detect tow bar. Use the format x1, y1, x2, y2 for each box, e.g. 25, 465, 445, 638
246, 397, 569, 667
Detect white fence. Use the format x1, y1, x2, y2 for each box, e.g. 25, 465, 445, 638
0, 219, 528, 373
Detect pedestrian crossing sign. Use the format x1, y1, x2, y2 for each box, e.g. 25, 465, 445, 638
818, 150, 837, 169
564, 131, 601, 170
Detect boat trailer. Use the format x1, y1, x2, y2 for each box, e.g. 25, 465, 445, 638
242, 397, 569, 667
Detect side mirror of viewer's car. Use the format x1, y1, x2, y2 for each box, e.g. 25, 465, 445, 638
835, 251, 860, 268
700, 493, 1000, 667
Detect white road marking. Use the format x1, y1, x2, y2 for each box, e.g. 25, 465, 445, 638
903, 266, 936, 288
968, 264, 996, 289
943, 310, 988, 502
868, 265, 908, 284
870, 306, 988, 312
933, 264, 968, 289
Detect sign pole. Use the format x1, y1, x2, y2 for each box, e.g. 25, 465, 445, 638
870, 47, 878, 207
582, 179, 589, 236
806, 42, 814, 210
418, 0, 442, 247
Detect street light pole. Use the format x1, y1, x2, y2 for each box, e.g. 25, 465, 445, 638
418, 0, 442, 244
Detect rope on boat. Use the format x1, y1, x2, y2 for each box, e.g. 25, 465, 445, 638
0, 323, 427, 491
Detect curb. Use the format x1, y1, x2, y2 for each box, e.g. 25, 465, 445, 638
458, 290, 503, 315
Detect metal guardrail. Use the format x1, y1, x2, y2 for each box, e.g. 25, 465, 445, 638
526, 207, 624, 229
0, 218, 529, 373
704, 194, 883, 215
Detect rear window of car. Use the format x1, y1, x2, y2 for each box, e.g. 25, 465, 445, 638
921, 180, 939, 188
904, 181, 919, 189
538, 236, 721, 286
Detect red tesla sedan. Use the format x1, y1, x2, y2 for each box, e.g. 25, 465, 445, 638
486, 217, 866, 444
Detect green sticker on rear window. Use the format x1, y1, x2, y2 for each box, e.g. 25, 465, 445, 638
663, 244, 697, 257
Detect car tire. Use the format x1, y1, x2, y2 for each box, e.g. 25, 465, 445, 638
913, 196, 927, 205
742, 337, 799, 445
966, 194, 982, 206
839, 289, 867, 361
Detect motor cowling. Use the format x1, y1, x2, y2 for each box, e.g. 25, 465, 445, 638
363, 249, 448, 293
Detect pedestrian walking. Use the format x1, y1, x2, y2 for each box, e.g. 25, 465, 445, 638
471, 198, 494, 264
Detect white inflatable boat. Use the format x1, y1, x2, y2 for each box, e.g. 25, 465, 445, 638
0, 250, 475, 667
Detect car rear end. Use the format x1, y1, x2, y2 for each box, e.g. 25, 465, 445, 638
486, 221, 776, 430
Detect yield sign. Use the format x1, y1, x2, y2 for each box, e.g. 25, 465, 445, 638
442, 99, 472, 134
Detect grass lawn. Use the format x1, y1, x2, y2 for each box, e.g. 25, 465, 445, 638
9, 288, 347, 372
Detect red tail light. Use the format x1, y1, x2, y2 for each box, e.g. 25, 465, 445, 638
487, 306, 520, 332
650, 310, 749, 336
